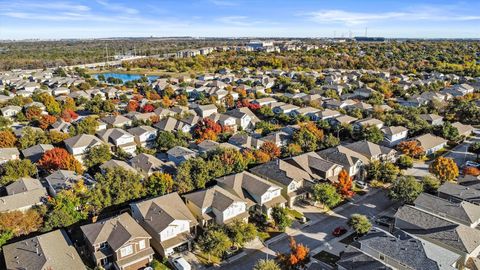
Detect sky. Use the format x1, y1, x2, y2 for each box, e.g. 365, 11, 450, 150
0, 0, 479, 40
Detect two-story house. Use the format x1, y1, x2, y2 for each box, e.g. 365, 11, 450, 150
100, 115, 132, 128
183, 185, 249, 227
96, 128, 137, 155
63, 134, 103, 164
130, 153, 166, 177
317, 146, 368, 179
249, 159, 313, 207
80, 213, 154, 270
381, 126, 409, 147
127, 125, 157, 148
285, 152, 344, 183
130, 193, 198, 257
216, 171, 287, 217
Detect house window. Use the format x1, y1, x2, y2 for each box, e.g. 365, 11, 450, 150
100, 242, 108, 250
139, 240, 146, 250
120, 245, 133, 257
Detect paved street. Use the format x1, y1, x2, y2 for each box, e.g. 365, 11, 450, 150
404, 129, 480, 178
218, 189, 395, 270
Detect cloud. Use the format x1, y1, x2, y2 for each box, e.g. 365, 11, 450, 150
306, 6, 480, 25
95, 0, 139, 15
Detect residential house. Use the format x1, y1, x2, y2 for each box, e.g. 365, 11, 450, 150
130, 153, 166, 176
337, 246, 391, 270
3, 229, 85, 270
101, 115, 132, 128
97, 128, 137, 155
329, 114, 358, 126
130, 193, 198, 257
273, 104, 299, 114
413, 133, 448, 156
80, 213, 154, 270
21, 144, 54, 163
420, 114, 444, 126
167, 146, 197, 165
225, 107, 260, 130
348, 228, 460, 270
250, 159, 313, 207
414, 193, 480, 228
228, 133, 264, 150
183, 185, 249, 227
354, 118, 384, 130
216, 171, 287, 217
438, 182, 480, 205
381, 126, 408, 147
313, 109, 341, 121
195, 104, 217, 118
51, 119, 71, 133
154, 117, 192, 134
208, 113, 237, 132
127, 125, 157, 148
0, 105, 21, 118
452, 122, 474, 137
285, 152, 344, 183
0, 177, 47, 213
344, 140, 397, 162
252, 97, 276, 107
45, 170, 83, 197
64, 134, 103, 163
317, 146, 369, 178
394, 205, 480, 263
100, 160, 138, 174
0, 148, 20, 164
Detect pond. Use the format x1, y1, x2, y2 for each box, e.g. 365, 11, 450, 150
93, 73, 159, 83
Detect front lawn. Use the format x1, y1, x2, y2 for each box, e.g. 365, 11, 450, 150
286, 208, 304, 220
194, 251, 221, 266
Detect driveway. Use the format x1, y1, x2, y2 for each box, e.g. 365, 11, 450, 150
217, 189, 395, 270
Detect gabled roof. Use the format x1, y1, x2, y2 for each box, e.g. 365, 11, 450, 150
167, 146, 196, 158
130, 153, 166, 173
317, 145, 369, 167
96, 128, 134, 142
127, 125, 157, 137
100, 115, 131, 126
344, 140, 396, 160
395, 205, 480, 254
183, 185, 246, 212
131, 192, 198, 233
381, 126, 408, 136
285, 152, 342, 178
64, 134, 102, 149
6, 177, 43, 195
216, 171, 281, 200
249, 159, 312, 187
100, 160, 137, 173
414, 193, 480, 226
337, 246, 391, 270
414, 133, 448, 150
81, 213, 150, 251
3, 229, 85, 270
438, 182, 480, 204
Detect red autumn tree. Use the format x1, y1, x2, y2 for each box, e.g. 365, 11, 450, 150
38, 115, 57, 130
335, 169, 354, 198
194, 118, 222, 143
61, 109, 78, 122
38, 148, 83, 174
259, 141, 281, 159
126, 100, 139, 112
278, 237, 310, 270
142, 104, 155, 113
397, 141, 424, 158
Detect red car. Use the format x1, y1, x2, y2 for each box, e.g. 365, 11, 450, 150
332, 226, 347, 237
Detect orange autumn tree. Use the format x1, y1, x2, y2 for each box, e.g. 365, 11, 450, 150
194, 118, 222, 143
397, 140, 424, 158
335, 169, 354, 198
126, 100, 139, 112
278, 237, 310, 270
38, 114, 57, 130
259, 141, 281, 159
0, 130, 16, 148
61, 109, 78, 122
38, 147, 83, 174
464, 166, 480, 176
429, 156, 459, 182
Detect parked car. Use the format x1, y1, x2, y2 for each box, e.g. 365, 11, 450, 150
332, 226, 348, 237
465, 161, 480, 168
172, 257, 191, 270
355, 180, 368, 190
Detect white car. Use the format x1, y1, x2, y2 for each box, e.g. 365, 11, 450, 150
172, 257, 191, 270
355, 181, 368, 190
465, 161, 480, 168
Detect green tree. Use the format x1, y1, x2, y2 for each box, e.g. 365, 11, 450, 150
388, 176, 423, 204
254, 259, 281, 270
396, 155, 414, 169
88, 167, 146, 214
17, 127, 49, 149
0, 159, 37, 185
83, 144, 112, 168
362, 125, 384, 143
439, 122, 459, 141
38, 92, 61, 115
156, 131, 188, 151
226, 219, 257, 247
71, 116, 99, 135
422, 175, 441, 194
312, 183, 342, 208
293, 126, 318, 152
271, 206, 292, 231
145, 172, 174, 196
197, 229, 232, 261
348, 214, 372, 235
319, 133, 340, 149
469, 142, 480, 160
